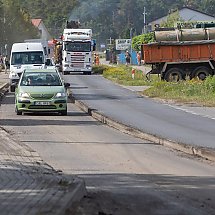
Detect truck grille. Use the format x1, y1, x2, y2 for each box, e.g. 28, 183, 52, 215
70, 54, 85, 68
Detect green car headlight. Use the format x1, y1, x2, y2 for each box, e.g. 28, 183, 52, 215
55, 92, 66, 98
18, 92, 30, 98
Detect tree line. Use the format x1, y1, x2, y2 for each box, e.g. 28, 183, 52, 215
1, 0, 215, 53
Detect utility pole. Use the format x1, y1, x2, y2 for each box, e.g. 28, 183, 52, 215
143, 7, 147, 34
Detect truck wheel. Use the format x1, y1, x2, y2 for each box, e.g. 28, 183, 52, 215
164, 68, 184, 82
191, 66, 212, 80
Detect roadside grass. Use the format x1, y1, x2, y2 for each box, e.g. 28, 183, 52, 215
93, 65, 160, 85
94, 65, 215, 107
144, 77, 215, 106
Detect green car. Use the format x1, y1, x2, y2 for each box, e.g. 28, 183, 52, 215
15, 68, 69, 115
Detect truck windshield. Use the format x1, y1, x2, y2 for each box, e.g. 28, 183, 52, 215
64, 42, 91, 52
11, 51, 44, 65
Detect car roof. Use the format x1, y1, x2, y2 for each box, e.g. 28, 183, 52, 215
24, 68, 58, 73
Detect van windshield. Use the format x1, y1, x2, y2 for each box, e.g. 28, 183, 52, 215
11, 51, 44, 65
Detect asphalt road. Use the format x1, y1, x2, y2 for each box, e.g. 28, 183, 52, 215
64, 73, 215, 150
0, 84, 215, 214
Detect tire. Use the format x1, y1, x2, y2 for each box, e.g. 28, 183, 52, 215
15, 106, 22, 115
10, 85, 16, 92
164, 68, 184, 82
191, 66, 212, 80
60, 109, 67, 116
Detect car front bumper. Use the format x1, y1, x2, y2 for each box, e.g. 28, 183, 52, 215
16, 98, 67, 112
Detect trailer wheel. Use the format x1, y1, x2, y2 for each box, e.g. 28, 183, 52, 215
164, 68, 184, 82
191, 66, 212, 80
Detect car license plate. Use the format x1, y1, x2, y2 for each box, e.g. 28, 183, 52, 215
35, 101, 50, 105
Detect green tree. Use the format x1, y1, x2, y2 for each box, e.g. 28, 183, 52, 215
132, 32, 155, 51
0, 0, 38, 54
160, 9, 183, 27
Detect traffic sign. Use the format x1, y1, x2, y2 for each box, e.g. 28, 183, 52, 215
115, 39, 131, 51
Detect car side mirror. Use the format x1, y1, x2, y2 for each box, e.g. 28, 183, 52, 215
64, 83, 70, 88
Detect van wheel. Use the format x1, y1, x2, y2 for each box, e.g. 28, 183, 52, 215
191, 66, 212, 80
63, 71, 68, 75
15, 106, 22, 115
10, 85, 16, 92
164, 68, 184, 82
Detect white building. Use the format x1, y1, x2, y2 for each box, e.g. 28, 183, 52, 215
31, 19, 51, 40
148, 7, 215, 30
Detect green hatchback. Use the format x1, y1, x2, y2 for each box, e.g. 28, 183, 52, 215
15, 69, 69, 115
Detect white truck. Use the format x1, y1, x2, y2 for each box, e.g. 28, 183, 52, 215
61, 28, 96, 75
9, 42, 46, 92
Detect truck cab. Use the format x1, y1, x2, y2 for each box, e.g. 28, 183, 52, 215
62, 29, 96, 75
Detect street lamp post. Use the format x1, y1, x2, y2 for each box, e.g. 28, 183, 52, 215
142, 7, 147, 34
130, 28, 133, 64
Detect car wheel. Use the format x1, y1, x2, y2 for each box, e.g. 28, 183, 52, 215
15, 106, 22, 115
60, 109, 67, 116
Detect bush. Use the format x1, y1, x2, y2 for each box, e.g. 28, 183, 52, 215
93, 65, 109, 74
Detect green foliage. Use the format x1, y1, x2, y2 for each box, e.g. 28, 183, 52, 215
0, 0, 38, 53
99, 64, 215, 106
160, 9, 184, 27
203, 75, 215, 92
143, 76, 215, 106
92, 65, 109, 74
102, 65, 160, 86
17, 0, 77, 37
1, 0, 215, 54
132, 33, 155, 51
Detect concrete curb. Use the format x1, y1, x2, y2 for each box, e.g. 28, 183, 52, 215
69, 92, 215, 162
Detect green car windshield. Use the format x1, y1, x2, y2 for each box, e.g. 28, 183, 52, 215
20, 72, 62, 86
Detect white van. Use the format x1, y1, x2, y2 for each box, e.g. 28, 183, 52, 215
9, 42, 46, 92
